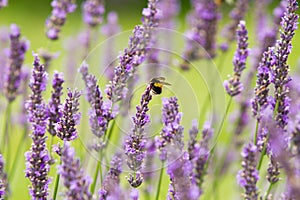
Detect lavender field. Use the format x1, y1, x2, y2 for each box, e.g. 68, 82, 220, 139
0, 0, 300, 199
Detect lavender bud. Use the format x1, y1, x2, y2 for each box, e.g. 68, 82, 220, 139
155, 97, 184, 161
224, 20, 249, 97
82, 0, 105, 27
45, 0, 77, 40
237, 143, 259, 199
0, 154, 7, 199
4, 24, 29, 102
47, 71, 64, 136
56, 89, 81, 141
59, 142, 92, 200
272, 0, 298, 129
267, 155, 280, 184
124, 85, 152, 187
38, 48, 60, 71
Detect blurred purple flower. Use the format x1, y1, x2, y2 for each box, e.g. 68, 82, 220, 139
155, 97, 184, 161
130, 189, 139, 200
221, 0, 249, 49
99, 153, 124, 200
224, 20, 249, 97
236, 143, 259, 199
0, 0, 7, 8
0, 154, 7, 199
45, 0, 77, 40
4, 24, 29, 102
106, 0, 159, 103
58, 142, 92, 200
47, 71, 64, 136
101, 11, 121, 80
38, 48, 60, 71
271, 0, 298, 129
56, 89, 81, 141
124, 85, 152, 188
181, 0, 220, 69
82, 0, 104, 27
25, 54, 50, 200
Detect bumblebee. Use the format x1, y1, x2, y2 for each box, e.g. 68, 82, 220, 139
149, 77, 171, 95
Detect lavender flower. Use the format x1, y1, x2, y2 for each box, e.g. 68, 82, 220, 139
56, 89, 81, 141
291, 116, 300, 156
106, 0, 159, 103
167, 152, 199, 200
0, 154, 7, 199
4, 24, 29, 102
0, 0, 7, 8
271, 0, 299, 129
130, 189, 139, 200
101, 11, 121, 80
59, 142, 92, 200
237, 143, 259, 200
221, 0, 249, 48
47, 71, 64, 136
124, 85, 152, 188
181, 0, 220, 68
82, 0, 104, 27
267, 155, 280, 185
251, 48, 275, 120
224, 20, 249, 97
188, 120, 199, 161
79, 63, 113, 150
45, 0, 77, 40
191, 122, 213, 188
38, 48, 60, 71
25, 54, 50, 199
155, 97, 184, 161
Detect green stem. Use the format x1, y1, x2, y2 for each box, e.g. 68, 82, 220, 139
155, 162, 164, 200
53, 158, 62, 200
8, 126, 28, 182
264, 182, 274, 200
90, 154, 102, 195
257, 132, 269, 171
1, 103, 12, 154
254, 120, 259, 145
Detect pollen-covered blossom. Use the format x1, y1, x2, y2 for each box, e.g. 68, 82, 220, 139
181, 0, 220, 70
0, 154, 7, 199
237, 143, 259, 200
25, 54, 50, 200
79, 63, 113, 151
251, 48, 275, 120
106, 0, 159, 103
59, 142, 92, 200
45, 0, 77, 40
224, 20, 249, 97
82, 0, 104, 27
99, 153, 124, 200
155, 97, 184, 161
47, 71, 64, 136
56, 89, 81, 141
221, 0, 249, 49
4, 24, 29, 102
124, 85, 152, 188
271, 0, 299, 129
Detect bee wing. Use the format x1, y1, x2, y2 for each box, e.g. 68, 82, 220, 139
156, 77, 166, 81
161, 81, 171, 86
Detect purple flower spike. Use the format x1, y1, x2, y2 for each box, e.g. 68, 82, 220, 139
224, 20, 249, 97
0, 0, 7, 9
4, 24, 29, 102
25, 54, 50, 199
82, 0, 105, 27
59, 142, 92, 200
155, 97, 184, 161
47, 71, 64, 136
237, 143, 259, 199
99, 153, 124, 200
38, 48, 60, 71
251, 47, 275, 120
221, 0, 249, 48
0, 154, 7, 199
124, 85, 153, 188
45, 0, 77, 40
56, 89, 81, 141
106, 0, 159, 103
272, 0, 299, 129
181, 0, 220, 67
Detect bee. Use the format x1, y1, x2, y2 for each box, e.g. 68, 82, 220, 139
149, 77, 171, 95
